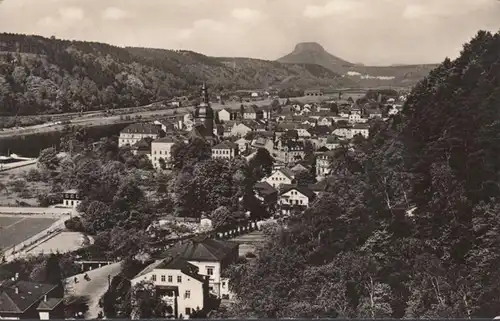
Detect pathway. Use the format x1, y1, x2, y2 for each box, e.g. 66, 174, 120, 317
65, 262, 123, 319
0, 207, 71, 215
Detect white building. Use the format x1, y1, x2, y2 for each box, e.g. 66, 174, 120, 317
318, 117, 333, 127
278, 185, 316, 215
119, 123, 161, 148
218, 109, 231, 122
165, 238, 240, 299
350, 124, 370, 138
61, 189, 81, 209
151, 136, 178, 169
296, 128, 312, 138
348, 113, 362, 123
218, 109, 238, 122
263, 168, 295, 189
231, 123, 253, 137
333, 127, 351, 139
131, 256, 209, 318
211, 141, 239, 160
316, 150, 336, 179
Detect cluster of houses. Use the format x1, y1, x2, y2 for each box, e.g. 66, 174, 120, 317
115, 84, 403, 217
0, 84, 407, 320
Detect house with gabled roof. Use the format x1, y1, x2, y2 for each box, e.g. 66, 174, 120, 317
263, 168, 296, 188
251, 137, 274, 155
131, 256, 209, 319
230, 123, 253, 138
351, 123, 370, 138
218, 108, 239, 122
0, 280, 64, 320
291, 163, 309, 174
278, 184, 316, 215
212, 141, 239, 160
119, 123, 162, 148
154, 238, 239, 300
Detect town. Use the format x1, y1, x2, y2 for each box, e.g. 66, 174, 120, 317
2, 0, 500, 318
0, 83, 406, 319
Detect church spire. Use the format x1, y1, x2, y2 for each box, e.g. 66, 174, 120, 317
201, 82, 209, 105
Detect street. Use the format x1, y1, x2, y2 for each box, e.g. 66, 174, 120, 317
65, 262, 123, 319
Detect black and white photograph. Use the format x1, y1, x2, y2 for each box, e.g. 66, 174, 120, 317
1, 0, 500, 319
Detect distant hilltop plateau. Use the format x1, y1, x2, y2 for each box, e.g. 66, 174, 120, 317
277, 42, 439, 87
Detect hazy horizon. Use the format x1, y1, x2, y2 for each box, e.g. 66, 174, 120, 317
1, 0, 500, 66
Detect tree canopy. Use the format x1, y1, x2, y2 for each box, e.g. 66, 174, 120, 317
224, 30, 500, 318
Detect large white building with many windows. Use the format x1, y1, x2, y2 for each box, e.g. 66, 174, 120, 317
162, 238, 240, 300
118, 123, 162, 148
131, 256, 209, 319
211, 141, 239, 160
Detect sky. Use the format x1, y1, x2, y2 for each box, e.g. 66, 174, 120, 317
1, 0, 500, 65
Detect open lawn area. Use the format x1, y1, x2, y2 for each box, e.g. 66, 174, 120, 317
0, 164, 51, 206
26, 232, 88, 255
0, 214, 58, 249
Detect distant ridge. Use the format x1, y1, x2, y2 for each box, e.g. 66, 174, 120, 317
277, 42, 439, 87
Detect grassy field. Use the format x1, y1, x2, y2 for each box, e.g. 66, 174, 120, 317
0, 164, 51, 206
0, 215, 58, 249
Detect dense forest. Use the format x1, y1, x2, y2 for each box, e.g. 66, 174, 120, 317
225, 30, 500, 318
0, 33, 353, 116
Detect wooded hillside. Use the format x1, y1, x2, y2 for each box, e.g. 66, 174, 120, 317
225, 30, 500, 318
0, 33, 352, 116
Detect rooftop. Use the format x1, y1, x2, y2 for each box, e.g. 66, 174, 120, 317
0, 281, 59, 314
162, 238, 239, 262
135, 256, 205, 283
280, 184, 316, 199
212, 141, 239, 150
121, 123, 161, 134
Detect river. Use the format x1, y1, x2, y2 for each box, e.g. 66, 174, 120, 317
0, 123, 128, 157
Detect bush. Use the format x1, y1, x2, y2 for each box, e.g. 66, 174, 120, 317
19, 189, 33, 199
25, 168, 42, 182
245, 252, 257, 258
11, 179, 27, 193
65, 217, 85, 232
37, 192, 62, 207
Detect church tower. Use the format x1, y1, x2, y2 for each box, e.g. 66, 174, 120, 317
193, 82, 214, 138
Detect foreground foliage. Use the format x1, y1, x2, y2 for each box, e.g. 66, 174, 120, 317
226, 30, 500, 318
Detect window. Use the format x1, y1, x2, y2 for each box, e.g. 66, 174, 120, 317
161, 275, 166, 282
206, 266, 214, 276
177, 275, 182, 283
168, 275, 172, 283
222, 281, 226, 288
184, 290, 191, 299
151, 274, 157, 281
185, 308, 191, 315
